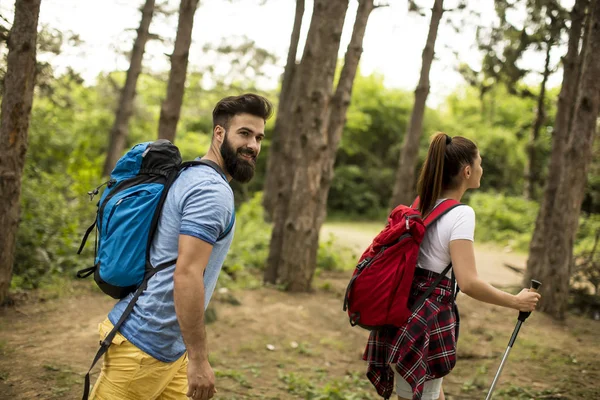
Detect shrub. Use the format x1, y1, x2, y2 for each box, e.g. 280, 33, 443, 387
221, 192, 355, 288
467, 192, 539, 252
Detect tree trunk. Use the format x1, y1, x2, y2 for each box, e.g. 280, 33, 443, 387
264, 0, 349, 289
262, 0, 305, 222
311, 0, 376, 261
524, 38, 552, 200
528, 0, 600, 320
157, 0, 200, 143
0, 0, 41, 305
525, 0, 587, 295
102, 0, 156, 177
390, 0, 444, 209
572, 2, 592, 133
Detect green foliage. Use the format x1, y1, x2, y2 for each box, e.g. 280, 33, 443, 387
10, 61, 598, 295
214, 369, 252, 388
330, 73, 441, 216
224, 192, 272, 276
494, 386, 563, 400
13, 164, 87, 289
328, 165, 392, 219
12, 74, 109, 289
278, 371, 374, 400
572, 215, 600, 295
440, 85, 539, 196
467, 192, 539, 251
317, 234, 356, 272
218, 192, 355, 289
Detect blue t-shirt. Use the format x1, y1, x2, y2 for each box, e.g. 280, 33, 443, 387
108, 163, 235, 362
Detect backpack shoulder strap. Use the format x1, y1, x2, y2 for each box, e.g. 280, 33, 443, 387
217, 212, 235, 241
411, 196, 420, 209
179, 159, 235, 241
81, 279, 149, 400
423, 199, 463, 227
180, 159, 228, 181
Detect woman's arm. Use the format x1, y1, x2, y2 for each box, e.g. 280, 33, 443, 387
450, 239, 540, 312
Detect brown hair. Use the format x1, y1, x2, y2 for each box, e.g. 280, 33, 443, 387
212, 93, 273, 130
416, 132, 478, 216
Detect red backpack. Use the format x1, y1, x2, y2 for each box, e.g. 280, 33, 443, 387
343, 198, 462, 330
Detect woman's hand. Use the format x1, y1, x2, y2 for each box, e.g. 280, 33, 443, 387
514, 289, 541, 312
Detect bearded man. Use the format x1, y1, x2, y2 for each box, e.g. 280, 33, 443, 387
89, 94, 273, 400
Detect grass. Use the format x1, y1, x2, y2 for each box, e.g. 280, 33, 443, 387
2, 219, 600, 399
278, 370, 377, 399
215, 369, 253, 388
41, 364, 81, 398
323, 220, 384, 236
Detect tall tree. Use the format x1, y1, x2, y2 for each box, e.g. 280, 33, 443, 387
103, 0, 156, 176
390, 0, 444, 208
311, 0, 378, 267
157, 0, 200, 142
522, 1, 567, 199
263, 0, 305, 220
526, 0, 600, 320
525, 0, 587, 308
264, 0, 349, 288
0, 0, 42, 304
265, 0, 379, 291
523, 35, 553, 200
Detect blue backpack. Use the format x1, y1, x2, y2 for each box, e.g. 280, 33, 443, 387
76, 139, 234, 400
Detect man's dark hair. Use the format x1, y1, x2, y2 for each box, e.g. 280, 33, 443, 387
212, 93, 274, 130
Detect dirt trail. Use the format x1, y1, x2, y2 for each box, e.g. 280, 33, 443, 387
321, 224, 526, 287
1, 225, 598, 400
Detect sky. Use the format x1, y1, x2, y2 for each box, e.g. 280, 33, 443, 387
1, 0, 571, 106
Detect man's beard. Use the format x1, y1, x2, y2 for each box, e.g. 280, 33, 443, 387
220, 134, 256, 183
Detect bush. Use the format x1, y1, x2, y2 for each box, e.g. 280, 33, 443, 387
13, 165, 89, 289
467, 192, 539, 251
224, 192, 272, 274
328, 165, 392, 219
573, 214, 600, 296
221, 192, 355, 288
468, 193, 600, 298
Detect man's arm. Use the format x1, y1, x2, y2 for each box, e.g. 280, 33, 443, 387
174, 234, 211, 360
174, 234, 216, 399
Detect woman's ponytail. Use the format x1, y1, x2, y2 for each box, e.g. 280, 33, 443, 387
416, 132, 450, 216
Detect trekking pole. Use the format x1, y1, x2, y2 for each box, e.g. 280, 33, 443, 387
484, 279, 542, 400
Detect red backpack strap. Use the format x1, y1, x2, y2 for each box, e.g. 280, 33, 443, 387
423, 199, 463, 227
411, 196, 420, 209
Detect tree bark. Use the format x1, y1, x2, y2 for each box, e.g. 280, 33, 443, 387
264, 0, 349, 289
390, 0, 444, 209
528, 0, 600, 320
157, 0, 200, 143
525, 0, 587, 298
0, 0, 41, 304
310, 0, 376, 263
524, 38, 552, 200
262, 0, 305, 221
573, 2, 592, 134
102, 0, 156, 177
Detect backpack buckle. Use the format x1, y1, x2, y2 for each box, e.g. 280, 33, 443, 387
357, 257, 372, 271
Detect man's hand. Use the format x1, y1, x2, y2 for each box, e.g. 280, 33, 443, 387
187, 358, 217, 400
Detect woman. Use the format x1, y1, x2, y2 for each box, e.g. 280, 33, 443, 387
363, 132, 541, 400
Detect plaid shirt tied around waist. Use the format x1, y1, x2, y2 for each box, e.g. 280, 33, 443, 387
363, 267, 460, 400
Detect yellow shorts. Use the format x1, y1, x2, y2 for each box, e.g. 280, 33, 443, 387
90, 319, 189, 400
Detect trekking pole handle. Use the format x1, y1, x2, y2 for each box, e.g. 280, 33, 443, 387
518, 279, 542, 322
